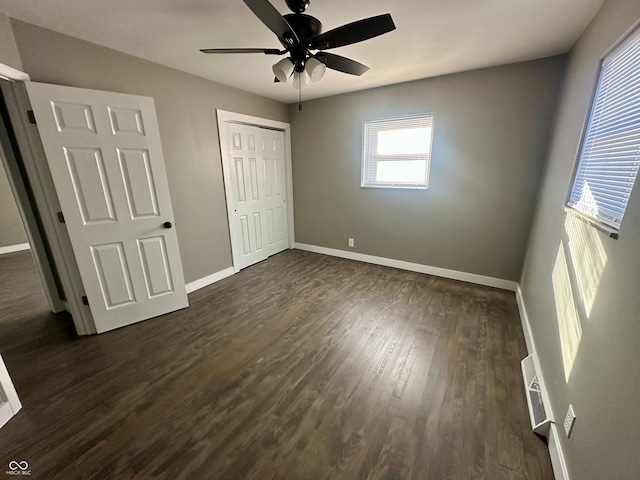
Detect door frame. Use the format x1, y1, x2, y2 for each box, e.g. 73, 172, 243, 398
0, 70, 96, 335
0, 80, 63, 313
216, 110, 295, 273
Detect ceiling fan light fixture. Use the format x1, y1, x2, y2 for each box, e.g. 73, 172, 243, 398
293, 70, 310, 89
272, 58, 294, 83
305, 57, 326, 83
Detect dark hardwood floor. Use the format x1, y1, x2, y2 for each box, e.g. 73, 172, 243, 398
0, 249, 553, 479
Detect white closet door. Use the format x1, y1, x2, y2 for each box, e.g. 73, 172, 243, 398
227, 124, 269, 270
26, 82, 188, 334
260, 129, 289, 257
224, 124, 289, 270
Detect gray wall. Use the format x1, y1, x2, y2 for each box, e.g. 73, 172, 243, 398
0, 13, 28, 249
520, 1, 640, 478
0, 13, 22, 70
289, 57, 566, 281
10, 20, 289, 283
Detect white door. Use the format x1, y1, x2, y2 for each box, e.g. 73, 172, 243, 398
26, 82, 188, 333
0, 354, 21, 430
225, 124, 289, 270
228, 124, 269, 269
260, 129, 289, 257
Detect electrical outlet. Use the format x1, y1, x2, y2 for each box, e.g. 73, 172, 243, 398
348, 238, 354, 248
564, 404, 576, 437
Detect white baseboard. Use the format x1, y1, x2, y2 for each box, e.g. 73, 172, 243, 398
549, 423, 571, 480
517, 287, 569, 480
516, 286, 553, 418
186, 267, 235, 294
0, 243, 30, 255
294, 242, 518, 291
516, 286, 535, 355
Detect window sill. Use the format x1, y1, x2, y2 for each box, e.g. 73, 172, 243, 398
361, 185, 428, 190
564, 206, 619, 240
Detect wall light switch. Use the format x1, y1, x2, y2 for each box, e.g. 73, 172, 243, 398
348, 238, 354, 247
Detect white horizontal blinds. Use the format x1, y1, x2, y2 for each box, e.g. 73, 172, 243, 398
569, 27, 640, 228
362, 114, 434, 188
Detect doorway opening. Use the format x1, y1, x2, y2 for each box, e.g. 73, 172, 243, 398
0, 75, 73, 430
0, 80, 74, 334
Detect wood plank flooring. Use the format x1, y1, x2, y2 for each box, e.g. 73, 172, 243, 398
0, 249, 554, 479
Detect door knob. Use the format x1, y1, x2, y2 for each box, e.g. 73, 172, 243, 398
163, 221, 173, 229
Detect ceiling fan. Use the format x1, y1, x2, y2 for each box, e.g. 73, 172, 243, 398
200, 0, 396, 89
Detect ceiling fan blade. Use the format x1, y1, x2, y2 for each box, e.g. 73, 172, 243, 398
200, 48, 283, 54
311, 14, 395, 50
315, 52, 369, 76
242, 0, 299, 48
200, 48, 284, 55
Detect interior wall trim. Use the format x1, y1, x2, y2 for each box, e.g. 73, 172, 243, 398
516, 286, 554, 417
0, 242, 30, 255
516, 286, 536, 354
549, 423, 571, 480
516, 286, 570, 480
295, 242, 518, 291
185, 267, 235, 294
0, 63, 29, 82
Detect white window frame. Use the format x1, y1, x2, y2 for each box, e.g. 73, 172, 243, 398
361, 114, 434, 189
567, 25, 640, 233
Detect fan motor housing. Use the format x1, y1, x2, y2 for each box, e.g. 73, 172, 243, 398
284, 14, 322, 43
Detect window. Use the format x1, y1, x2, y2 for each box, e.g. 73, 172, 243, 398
362, 114, 434, 189
568, 26, 640, 230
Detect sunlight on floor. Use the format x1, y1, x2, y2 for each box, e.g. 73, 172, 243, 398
552, 242, 583, 382
564, 214, 608, 318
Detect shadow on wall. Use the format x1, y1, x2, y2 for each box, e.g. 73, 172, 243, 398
551, 210, 608, 383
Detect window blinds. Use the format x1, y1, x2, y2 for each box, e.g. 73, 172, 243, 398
569, 27, 640, 228
362, 114, 434, 188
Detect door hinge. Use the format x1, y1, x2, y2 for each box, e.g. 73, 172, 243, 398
57, 211, 65, 223
27, 110, 36, 124
81, 295, 89, 306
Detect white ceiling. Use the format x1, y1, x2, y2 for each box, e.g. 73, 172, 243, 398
0, 0, 604, 103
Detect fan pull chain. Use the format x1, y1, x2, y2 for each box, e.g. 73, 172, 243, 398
298, 73, 303, 111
